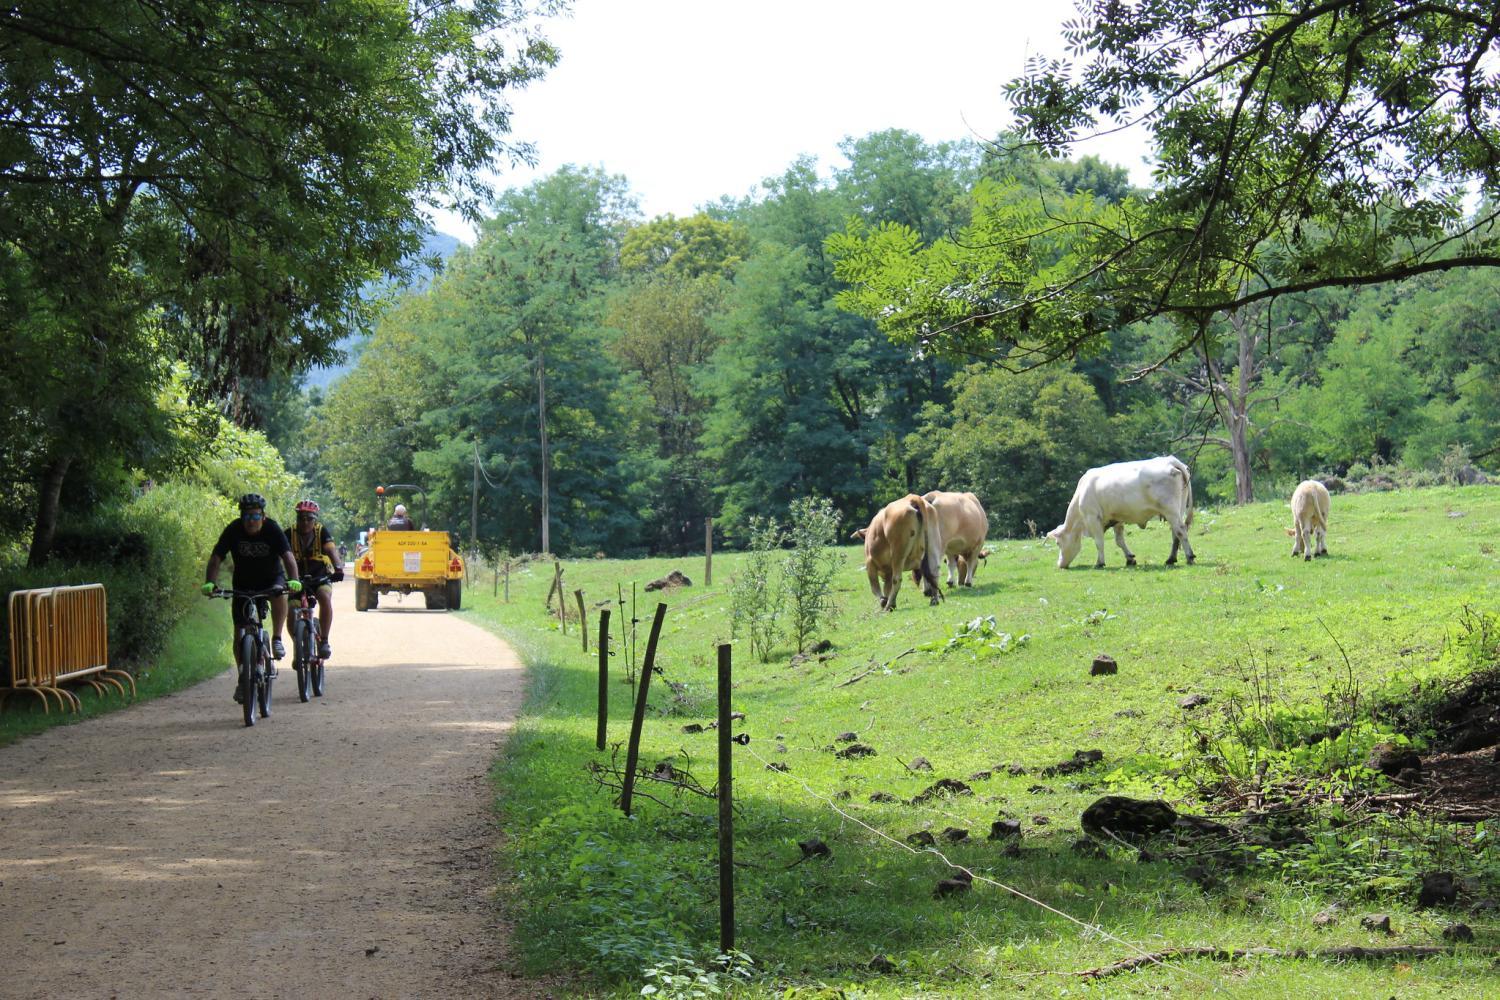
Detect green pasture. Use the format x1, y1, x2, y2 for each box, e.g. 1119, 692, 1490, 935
466, 486, 1500, 997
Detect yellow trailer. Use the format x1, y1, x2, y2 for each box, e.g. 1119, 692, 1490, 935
352, 485, 464, 611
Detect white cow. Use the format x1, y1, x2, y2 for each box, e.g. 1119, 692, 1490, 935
921, 490, 989, 587
1046, 456, 1195, 569
1286, 479, 1330, 560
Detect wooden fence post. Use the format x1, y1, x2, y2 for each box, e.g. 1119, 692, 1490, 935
596, 608, 611, 751
503, 561, 510, 603
705, 516, 713, 587
717, 642, 734, 953
575, 589, 588, 652
620, 602, 667, 817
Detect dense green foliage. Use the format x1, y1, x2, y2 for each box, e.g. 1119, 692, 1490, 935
476, 487, 1500, 996
833, 1, 1500, 365
305, 127, 1497, 555
1, 0, 561, 562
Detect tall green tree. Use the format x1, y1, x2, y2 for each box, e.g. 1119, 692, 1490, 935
835, 1, 1500, 366
1, 0, 561, 562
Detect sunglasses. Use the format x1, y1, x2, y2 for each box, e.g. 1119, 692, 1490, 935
296, 513, 317, 521
243, 512, 265, 521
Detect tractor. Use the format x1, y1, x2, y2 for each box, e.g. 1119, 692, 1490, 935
352, 484, 465, 611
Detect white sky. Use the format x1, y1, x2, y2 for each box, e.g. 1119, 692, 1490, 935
430, 0, 1154, 241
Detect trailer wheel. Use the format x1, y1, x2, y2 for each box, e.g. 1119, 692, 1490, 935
445, 579, 462, 610
355, 578, 372, 612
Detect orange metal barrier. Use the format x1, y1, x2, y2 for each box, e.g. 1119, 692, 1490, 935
3, 585, 136, 714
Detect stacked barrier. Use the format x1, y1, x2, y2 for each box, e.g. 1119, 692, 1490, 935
3, 585, 135, 713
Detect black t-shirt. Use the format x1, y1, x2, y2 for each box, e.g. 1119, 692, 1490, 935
290, 522, 335, 577
212, 518, 291, 589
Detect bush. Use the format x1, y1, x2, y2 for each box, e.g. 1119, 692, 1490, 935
782, 496, 841, 653
728, 517, 782, 663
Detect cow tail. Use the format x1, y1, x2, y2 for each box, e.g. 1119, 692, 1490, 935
910, 497, 943, 593
1176, 458, 1195, 527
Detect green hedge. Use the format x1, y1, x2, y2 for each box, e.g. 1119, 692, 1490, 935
1, 482, 233, 680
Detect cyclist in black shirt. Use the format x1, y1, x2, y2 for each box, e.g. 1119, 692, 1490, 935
289, 498, 344, 659
202, 494, 302, 664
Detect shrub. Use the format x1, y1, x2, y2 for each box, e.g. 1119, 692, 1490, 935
728, 517, 782, 662
782, 496, 841, 653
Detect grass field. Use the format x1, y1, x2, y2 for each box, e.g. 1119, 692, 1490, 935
465, 486, 1500, 997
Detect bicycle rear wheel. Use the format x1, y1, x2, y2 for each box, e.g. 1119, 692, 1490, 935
238, 634, 257, 727
293, 619, 312, 703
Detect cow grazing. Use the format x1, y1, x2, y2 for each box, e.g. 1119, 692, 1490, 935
1046, 456, 1195, 569
859, 494, 944, 611
1286, 479, 1330, 560
922, 490, 990, 587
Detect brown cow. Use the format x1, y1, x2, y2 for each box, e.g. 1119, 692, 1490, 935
922, 490, 990, 587
855, 494, 944, 611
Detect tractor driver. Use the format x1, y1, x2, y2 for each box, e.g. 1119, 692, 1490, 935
290, 499, 344, 660
201, 494, 301, 697
386, 503, 415, 530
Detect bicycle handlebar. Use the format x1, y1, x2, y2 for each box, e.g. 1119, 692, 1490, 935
207, 586, 289, 600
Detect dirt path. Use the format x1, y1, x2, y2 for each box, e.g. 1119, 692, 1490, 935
0, 585, 546, 999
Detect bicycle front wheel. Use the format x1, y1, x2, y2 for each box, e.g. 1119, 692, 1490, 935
238, 633, 257, 727
257, 635, 274, 719
293, 620, 312, 703
311, 622, 325, 697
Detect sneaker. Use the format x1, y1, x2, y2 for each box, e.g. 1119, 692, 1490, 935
233, 683, 245, 704
271, 637, 286, 659
317, 640, 332, 660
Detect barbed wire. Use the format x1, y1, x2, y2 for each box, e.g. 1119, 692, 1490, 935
742, 741, 1220, 989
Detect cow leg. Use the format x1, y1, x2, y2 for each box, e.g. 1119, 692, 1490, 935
1112, 524, 1137, 566
945, 554, 959, 588
884, 573, 902, 612
1291, 522, 1304, 557
1166, 515, 1194, 565
1088, 520, 1108, 568
868, 563, 886, 608
961, 549, 977, 586
1315, 525, 1328, 557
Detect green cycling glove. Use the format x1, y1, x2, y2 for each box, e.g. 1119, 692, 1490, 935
201, 582, 215, 596
287, 579, 303, 593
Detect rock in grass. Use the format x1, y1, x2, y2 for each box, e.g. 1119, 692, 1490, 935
836, 742, 877, 759
1367, 742, 1421, 776
1312, 906, 1340, 928
868, 954, 897, 973
940, 827, 969, 843
869, 791, 899, 803
933, 871, 973, 899
988, 819, 1022, 841
835, 731, 859, 743
797, 838, 832, 861
1091, 655, 1117, 676
1360, 913, 1393, 934
906, 830, 936, 847
908, 756, 934, 772
1419, 872, 1458, 908
1179, 693, 1210, 710
911, 778, 972, 803
1081, 796, 1177, 842
1443, 922, 1475, 943
1042, 749, 1104, 776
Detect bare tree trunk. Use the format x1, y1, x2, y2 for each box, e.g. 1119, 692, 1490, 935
1229, 411, 1254, 503
537, 347, 550, 555
27, 452, 73, 568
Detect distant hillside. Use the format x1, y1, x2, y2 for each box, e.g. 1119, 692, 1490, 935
304, 228, 464, 391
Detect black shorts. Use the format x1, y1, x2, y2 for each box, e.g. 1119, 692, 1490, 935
230, 574, 286, 629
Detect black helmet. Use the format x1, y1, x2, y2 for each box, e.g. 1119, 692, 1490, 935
238, 493, 267, 512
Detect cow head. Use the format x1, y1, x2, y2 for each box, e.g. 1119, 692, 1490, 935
850, 527, 868, 541
1045, 524, 1082, 569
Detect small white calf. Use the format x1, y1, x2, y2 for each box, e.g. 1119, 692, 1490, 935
1287, 479, 1330, 560
1046, 456, 1195, 569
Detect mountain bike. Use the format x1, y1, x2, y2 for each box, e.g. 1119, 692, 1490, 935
210, 586, 283, 726
291, 574, 331, 702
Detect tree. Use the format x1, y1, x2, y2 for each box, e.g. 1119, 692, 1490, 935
834, 1, 1500, 365
1, 0, 561, 562
917, 365, 1120, 537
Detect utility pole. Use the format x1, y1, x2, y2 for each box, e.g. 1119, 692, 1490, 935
470, 439, 480, 548
537, 347, 550, 554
